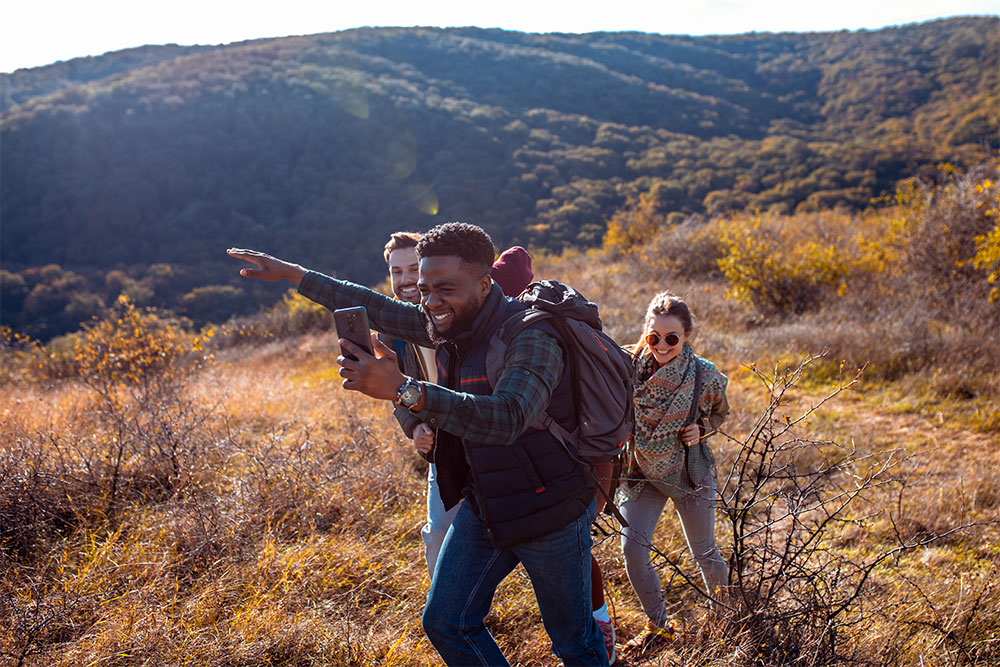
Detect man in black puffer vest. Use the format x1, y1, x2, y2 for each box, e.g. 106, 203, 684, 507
228, 223, 608, 666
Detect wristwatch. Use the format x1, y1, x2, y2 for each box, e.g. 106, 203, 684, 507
396, 377, 423, 408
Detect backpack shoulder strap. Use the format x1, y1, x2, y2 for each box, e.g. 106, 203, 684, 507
392, 338, 408, 374
683, 358, 705, 487
485, 309, 553, 387
685, 357, 704, 426
499, 309, 553, 344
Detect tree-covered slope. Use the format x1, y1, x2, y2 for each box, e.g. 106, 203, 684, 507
1, 17, 997, 338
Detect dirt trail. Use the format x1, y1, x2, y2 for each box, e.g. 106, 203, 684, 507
773, 385, 1000, 522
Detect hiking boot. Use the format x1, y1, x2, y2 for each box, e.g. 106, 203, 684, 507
622, 620, 676, 656
595, 617, 616, 664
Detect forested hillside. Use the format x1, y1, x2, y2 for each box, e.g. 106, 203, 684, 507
1, 17, 997, 338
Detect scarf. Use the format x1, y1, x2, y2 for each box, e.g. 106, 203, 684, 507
618, 342, 728, 502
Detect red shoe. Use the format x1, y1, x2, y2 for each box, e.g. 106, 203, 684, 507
595, 617, 616, 664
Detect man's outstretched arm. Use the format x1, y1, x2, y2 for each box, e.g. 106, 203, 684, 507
227, 248, 307, 285
227, 247, 431, 345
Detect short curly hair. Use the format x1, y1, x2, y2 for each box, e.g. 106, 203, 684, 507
416, 222, 495, 275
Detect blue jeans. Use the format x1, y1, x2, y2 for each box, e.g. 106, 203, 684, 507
422, 499, 608, 666
422, 463, 461, 578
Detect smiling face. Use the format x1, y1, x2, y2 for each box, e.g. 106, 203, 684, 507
646, 313, 688, 366
388, 246, 420, 304
418, 255, 492, 342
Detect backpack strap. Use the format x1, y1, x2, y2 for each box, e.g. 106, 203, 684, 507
485, 309, 553, 396
489, 309, 578, 435
685, 357, 703, 426
392, 337, 408, 373
683, 358, 704, 488
544, 420, 630, 527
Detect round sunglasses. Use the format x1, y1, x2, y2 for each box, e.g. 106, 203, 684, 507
645, 332, 680, 347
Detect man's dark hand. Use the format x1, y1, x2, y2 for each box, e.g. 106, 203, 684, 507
338, 335, 406, 401
227, 248, 307, 285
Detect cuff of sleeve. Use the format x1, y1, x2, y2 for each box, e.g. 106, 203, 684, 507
394, 407, 418, 438
411, 382, 449, 428
297, 270, 325, 300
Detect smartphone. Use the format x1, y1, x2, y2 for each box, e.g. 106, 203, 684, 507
333, 306, 375, 361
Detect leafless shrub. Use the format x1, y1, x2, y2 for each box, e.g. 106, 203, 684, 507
600, 356, 990, 664
712, 359, 894, 662
0, 560, 95, 667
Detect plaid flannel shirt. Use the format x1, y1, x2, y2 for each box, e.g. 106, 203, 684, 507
299, 271, 564, 445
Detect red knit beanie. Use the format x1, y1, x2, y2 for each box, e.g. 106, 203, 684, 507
491, 246, 534, 297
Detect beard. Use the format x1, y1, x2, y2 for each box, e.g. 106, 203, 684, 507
424, 297, 483, 345
425, 318, 449, 346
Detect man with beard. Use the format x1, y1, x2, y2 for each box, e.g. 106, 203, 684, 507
380, 231, 457, 579
227, 223, 607, 666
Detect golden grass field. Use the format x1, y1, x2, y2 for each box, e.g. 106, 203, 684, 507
3, 166, 999, 666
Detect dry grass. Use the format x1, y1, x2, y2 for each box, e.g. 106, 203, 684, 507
2, 335, 438, 667
3, 231, 999, 665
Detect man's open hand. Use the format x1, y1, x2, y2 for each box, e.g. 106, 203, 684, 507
338, 335, 406, 401
227, 248, 307, 285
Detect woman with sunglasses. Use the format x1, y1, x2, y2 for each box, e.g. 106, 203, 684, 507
618, 291, 730, 655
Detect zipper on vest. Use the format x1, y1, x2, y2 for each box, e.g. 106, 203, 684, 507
464, 443, 499, 548
445, 342, 498, 547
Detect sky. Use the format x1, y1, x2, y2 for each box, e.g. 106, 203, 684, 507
2, 0, 997, 73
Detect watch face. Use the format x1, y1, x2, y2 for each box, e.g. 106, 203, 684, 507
400, 384, 421, 406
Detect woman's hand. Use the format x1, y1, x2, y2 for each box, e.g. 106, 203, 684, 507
413, 423, 434, 454
680, 423, 701, 447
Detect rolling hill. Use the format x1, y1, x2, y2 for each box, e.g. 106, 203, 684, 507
1, 17, 997, 338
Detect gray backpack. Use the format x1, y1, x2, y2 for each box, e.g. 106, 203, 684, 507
484, 280, 636, 465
